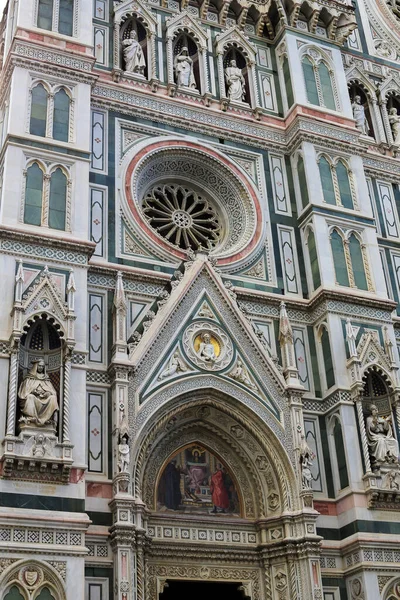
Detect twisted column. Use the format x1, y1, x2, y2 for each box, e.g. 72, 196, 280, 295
6, 349, 19, 437
355, 397, 371, 473
136, 545, 144, 600
63, 352, 71, 442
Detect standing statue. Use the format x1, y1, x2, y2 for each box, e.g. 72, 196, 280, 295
389, 107, 400, 145
366, 404, 399, 464
198, 332, 216, 362
174, 46, 196, 89
225, 59, 245, 103
118, 433, 130, 473
122, 30, 146, 75
18, 360, 58, 427
352, 95, 370, 135
345, 318, 358, 358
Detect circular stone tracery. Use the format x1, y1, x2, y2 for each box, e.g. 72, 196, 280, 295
142, 184, 221, 251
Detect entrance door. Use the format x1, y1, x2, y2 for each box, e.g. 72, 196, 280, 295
159, 580, 244, 599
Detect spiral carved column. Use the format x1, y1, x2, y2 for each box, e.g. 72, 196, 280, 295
355, 397, 371, 473
62, 352, 71, 442
6, 348, 19, 437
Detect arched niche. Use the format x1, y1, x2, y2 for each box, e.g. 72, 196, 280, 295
215, 28, 260, 111
165, 12, 209, 97
113, 0, 158, 83
17, 314, 64, 435
348, 82, 375, 138
382, 576, 400, 600
120, 18, 148, 79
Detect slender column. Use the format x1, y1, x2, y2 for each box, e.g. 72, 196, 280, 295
114, 21, 121, 70
6, 348, 19, 437
395, 400, 400, 439
62, 350, 71, 442
381, 100, 393, 145
355, 396, 371, 474
371, 98, 386, 143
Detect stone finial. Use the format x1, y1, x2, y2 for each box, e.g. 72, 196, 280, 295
114, 271, 127, 312
15, 260, 24, 303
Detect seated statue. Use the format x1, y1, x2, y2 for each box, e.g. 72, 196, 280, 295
18, 360, 59, 427
366, 404, 399, 464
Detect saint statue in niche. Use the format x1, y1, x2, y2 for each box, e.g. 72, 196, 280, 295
18, 360, 58, 427
122, 30, 146, 75
351, 95, 370, 135
157, 445, 239, 515
366, 404, 399, 464
174, 46, 196, 89
389, 107, 400, 145
225, 60, 245, 103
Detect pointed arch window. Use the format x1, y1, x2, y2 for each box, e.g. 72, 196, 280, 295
321, 326, 335, 389
4, 586, 25, 600
49, 168, 67, 230
30, 84, 48, 137
23, 164, 69, 231
336, 160, 353, 209
36, 0, 75, 36
330, 230, 349, 287
24, 163, 44, 226
333, 418, 349, 489
297, 156, 309, 210
349, 234, 368, 290
318, 156, 356, 210
319, 157, 335, 205
53, 89, 70, 142
301, 50, 338, 110
306, 229, 321, 291
37, 0, 54, 31
318, 61, 335, 110
282, 56, 294, 108
302, 56, 319, 106
36, 588, 56, 600
330, 229, 370, 291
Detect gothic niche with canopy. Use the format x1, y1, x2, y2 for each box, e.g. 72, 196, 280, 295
17, 315, 62, 434
173, 34, 200, 91
223, 48, 249, 105
121, 18, 148, 78
157, 444, 241, 516
362, 368, 399, 471
349, 83, 374, 138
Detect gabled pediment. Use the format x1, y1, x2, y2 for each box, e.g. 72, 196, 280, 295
357, 330, 392, 373
114, 0, 157, 31
21, 268, 69, 326
130, 255, 287, 421
166, 11, 209, 48
215, 27, 257, 61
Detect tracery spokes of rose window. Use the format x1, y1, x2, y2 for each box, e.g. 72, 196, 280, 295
142, 184, 221, 251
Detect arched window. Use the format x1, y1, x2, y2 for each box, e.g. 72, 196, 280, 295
58, 0, 73, 36
282, 57, 294, 108
321, 326, 335, 388
4, 586, 25, 600
319, 157, 335, 205
36, 588, 56, 600
30, 84, 48, 137
349, 234, 367, 290
302, 56, 319, 106
336, 160, 353, 209
333, 418, 349, 489
24, 163, 44, 226
330, 230, 349, 286
318, 61, 335, 110
307, 230, 321, 290
297, 156, 309, 210
53, 89, 70, 142
49, 168, 67, 230
37, 0, 54, 31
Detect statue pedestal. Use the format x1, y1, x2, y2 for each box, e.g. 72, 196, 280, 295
1, 424, 73, 483
365, 464, 400, 509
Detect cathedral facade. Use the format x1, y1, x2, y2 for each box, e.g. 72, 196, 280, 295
2, 0, 400, 598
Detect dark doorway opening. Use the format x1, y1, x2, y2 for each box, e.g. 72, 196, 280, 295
159, 580, 245, 600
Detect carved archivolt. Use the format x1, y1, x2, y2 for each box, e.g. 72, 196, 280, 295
134, 395, 297, 515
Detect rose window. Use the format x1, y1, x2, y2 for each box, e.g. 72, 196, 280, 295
387, 0, 400, 20
142, 184, 221, 251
